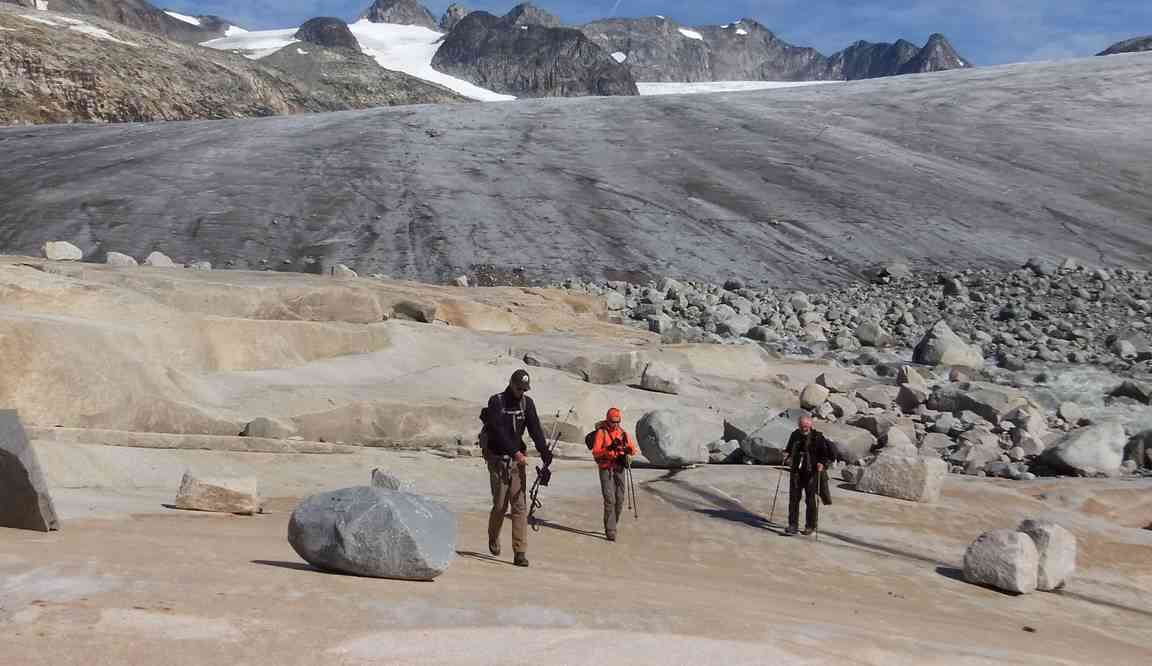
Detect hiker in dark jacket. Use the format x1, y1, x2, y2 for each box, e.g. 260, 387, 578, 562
782, 413, 835, 536
481, 369, 551, 567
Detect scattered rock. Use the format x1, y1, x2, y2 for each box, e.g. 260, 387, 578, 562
636, 410, 717, 467
914, 320, 984, 368
105, 251, 138, 267
855, 321, 892, 347
173, 473, 260, 515
1058, 402, 1086, 425
144, 251, 176, 267
896, 383, 930, 413
800, 383, 831, 410
827, 394, 859, 419
42, 241, 83, 261
1039, 422, 1129, 476
187, 261, 212, 271
963, 529, 1039, 594
333, 264, 358, 278
567, 351, 648, 384
1110, 380, 1152, 404
857, 385, 900, 408
453, 275, 470, 287
820, 423, 878, 463
1018, 519, 1076, 591
816, 369, 858, 393
0, 410, 59, 531
725, 408, 800, 465
288, 486, 456, 580
371, 468, 414, 491
855, 452, 947, 502
640, 361, 681, 394
707, 439, 741, 464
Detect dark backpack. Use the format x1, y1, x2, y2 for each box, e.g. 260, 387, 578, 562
584, 429, 597, 450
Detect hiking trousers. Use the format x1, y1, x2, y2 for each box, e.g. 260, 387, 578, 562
788, 470, 819, 531
487, 456, 528, 554
599, 465, 626, 538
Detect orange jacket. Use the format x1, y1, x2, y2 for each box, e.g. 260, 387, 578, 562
592, 421, 636, 470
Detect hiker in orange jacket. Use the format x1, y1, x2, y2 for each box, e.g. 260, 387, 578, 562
591, 407, 637, 542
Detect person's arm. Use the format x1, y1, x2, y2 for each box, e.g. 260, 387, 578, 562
525, 398, 551, 462
625, 431, 638, 457
817, 434, 835, 470
483, 394, 514, 456
591, 427, 610, 460
783, 431, 798, 464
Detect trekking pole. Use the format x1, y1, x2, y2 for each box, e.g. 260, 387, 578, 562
768, 466, 784, 526
527, 407, 575, 531
627, 459, 638, 520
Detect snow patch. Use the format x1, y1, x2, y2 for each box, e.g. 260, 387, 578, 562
678, 28, 703, 41
611, 51, 627, 63
637, 80, 839, 96
736, 28, 748, 36
19, 14, 137, 45
296, 48, 309, 55
164, 10, 200, 26
224, 25, 248, 37
204, 21, 515, 102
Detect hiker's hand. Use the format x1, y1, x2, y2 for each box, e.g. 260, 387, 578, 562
514, 452, 527, 466
540, 450, 553, 467
816, 463, 825, 473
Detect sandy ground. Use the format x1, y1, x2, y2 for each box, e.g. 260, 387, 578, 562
3, 449, 1151, 665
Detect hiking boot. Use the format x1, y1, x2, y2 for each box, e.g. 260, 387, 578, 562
802, 528, 815, 536
783, 527, 798, 537
513, 553, 530, 567
606, 533, 617, 542
489, 541, 501, 557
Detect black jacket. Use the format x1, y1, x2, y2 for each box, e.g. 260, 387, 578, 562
482, 388, 549, 459
785, 429, 835, 475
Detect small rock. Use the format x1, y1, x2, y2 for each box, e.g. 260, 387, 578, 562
173, 473, 260, 515
452, 275, 469, 287
144, 251, 176, 267
371, 468, 414, 492
1058, 402, 1086, 426
187, 261, 212, 271
105, 252, 138, 267
800, 383, 831, 410
640, 361, 681, 395
42, 241, 82, 261
914, 320, 984, 369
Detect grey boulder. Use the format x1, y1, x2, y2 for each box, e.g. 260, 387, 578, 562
43, 240, 82, 261
1018, 519, 1076, 591
636, 410, 717, 467
1040, 421, 1128, 476
0, 410, 59, 532
288, 486, 456, 580
855, 451, 946, 502
963, 529, 1039, 594
725, 408, 802, 465
913, 320, 984, 368
640, 361, 681, 394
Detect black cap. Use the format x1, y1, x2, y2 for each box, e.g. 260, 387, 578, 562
510, 369, 531, 391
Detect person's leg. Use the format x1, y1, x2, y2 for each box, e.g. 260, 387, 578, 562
787, 470, 800, 533
510, 462, 529, 556
600, 467, 618, 539
613, 467, 626, 532
487, 458, 511, 554
804, 473, 819, 533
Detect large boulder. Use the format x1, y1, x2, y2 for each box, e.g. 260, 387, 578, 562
816, 369, 859, 393
173, 473, 261, 515
913, 320, 984, 368
725, 408, 802, 465
1017, 519, 1076, 591
963, 529, 1039, 594
566, 351, 647, 384
857, 385, 900, 408
819, 423, 878, 464
1039, 422, 1128, 476
800, 383, 831, 410
855, 452, 947, 502
640, 361, 681, 394
636, 410, 718, 468
43, 240, 82, 261
707, 439, 741, 464
105, 251, 138, 267
929, 382, 1031, 424
0, 410, 59, 532
288, 486, 456, 580
144, 251, 177, 267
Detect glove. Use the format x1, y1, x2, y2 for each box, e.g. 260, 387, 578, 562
540, 449, 554, 468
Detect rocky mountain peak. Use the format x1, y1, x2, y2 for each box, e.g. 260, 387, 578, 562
900, 33, 969, 74
439, 2, 470, 32
432, 10, 638, 97
294, 17, 359, 51
360, 0, 437, 30
504, 3, 560, 28
1097, 35, 1152, 56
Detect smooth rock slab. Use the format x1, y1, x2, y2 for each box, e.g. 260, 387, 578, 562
288, 486, 456, 580
173, 473, 260, 515
0, 410, 59, 531
1018, 519, 1076, 591
963, 529, 1039, 594
636, 409, 717, 467
856, 453, 946, 502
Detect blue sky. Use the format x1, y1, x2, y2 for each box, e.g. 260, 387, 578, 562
166, 1, 1151, 65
